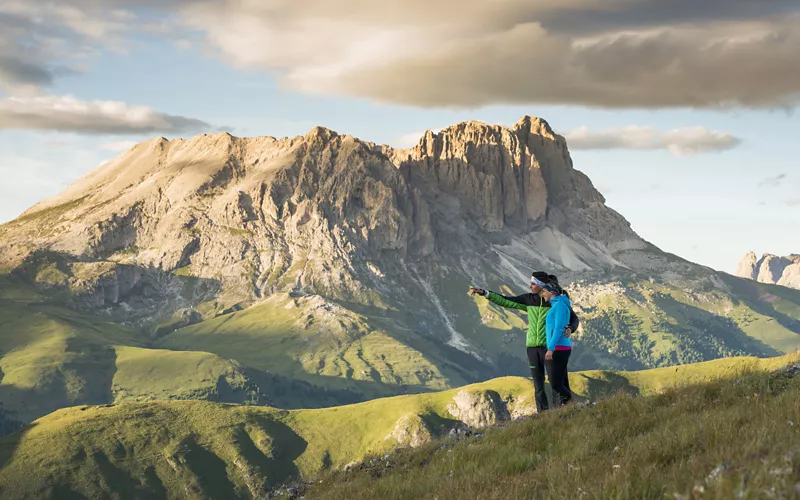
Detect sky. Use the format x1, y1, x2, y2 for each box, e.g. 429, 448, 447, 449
0, 1, 799, 274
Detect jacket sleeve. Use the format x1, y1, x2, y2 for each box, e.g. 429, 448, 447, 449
547, 302, 571, 351
486, 292, 530, 311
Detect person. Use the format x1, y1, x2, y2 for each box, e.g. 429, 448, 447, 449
545, 274, 575, 396
538, 280, 573, 406
470, 272, 576, 412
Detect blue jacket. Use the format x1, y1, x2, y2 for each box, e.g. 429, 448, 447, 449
546, 294, 573, 351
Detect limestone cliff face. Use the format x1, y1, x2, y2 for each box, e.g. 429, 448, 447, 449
737, 252, 800, 290
0, 116, 645, 319
737, 251, 759, 280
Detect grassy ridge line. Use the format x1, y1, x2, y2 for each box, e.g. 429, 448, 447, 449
308, 366, 800, 500
1, 354, 798, 499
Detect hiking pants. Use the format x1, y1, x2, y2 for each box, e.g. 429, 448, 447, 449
545, 349, 572, 407
526, 346, 549, 412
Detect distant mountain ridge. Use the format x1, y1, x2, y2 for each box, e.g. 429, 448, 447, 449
737, 251, 800, 290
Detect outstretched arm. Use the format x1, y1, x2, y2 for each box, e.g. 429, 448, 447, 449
470, 287, 530, 311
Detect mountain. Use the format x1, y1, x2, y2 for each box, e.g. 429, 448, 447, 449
0, 354, 795, 499
737, 251, 800, 290
1, 116, 800, 433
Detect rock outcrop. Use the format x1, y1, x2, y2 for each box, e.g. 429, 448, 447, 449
385, 414, 433, 448
737, 252, 800, 290
736, 251, 758, 280
446, 389, 510, 427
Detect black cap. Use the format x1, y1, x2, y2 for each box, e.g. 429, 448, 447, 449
531, 271, 550, 282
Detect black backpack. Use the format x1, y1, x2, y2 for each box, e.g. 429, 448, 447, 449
566, 308, 580, 337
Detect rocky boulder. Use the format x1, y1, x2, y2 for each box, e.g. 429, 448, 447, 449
505, 395, 538, 420
385, 414, 433, 448
446, 389, 510, 428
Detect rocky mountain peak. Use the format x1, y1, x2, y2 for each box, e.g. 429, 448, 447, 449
737, 251, 800, 290
0, 116, 648, 322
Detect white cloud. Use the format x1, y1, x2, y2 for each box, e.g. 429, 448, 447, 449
564, 125, 742, 156
787, 198, 800, 206
0, 95, 213, 135
98, 140, 138, 151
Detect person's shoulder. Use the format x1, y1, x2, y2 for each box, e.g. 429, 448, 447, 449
518, 293, 540, 306
527, 294, 549, 306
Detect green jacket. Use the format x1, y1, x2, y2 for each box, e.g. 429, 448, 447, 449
486, 291, 550, 347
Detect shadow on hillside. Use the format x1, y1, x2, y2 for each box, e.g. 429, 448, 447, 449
652, 293, 782, 359
9, 249, 221, 335
0, 422, 38, 499
237, 416, 308, 490
576, 372, 640, 401
721, 274, 800, 334
242, 363, 437, 410
0, 331, 119, 438
93, 451, 168, 500
341, 297, 497, 385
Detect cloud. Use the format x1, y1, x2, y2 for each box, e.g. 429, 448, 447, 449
564, 125, 742, 156
786, 198, 800, 206
758, 174, 788, 188
0, 3, 119, 93
0, 1, 169, 93
98, 140, 138, 151
4, 1, 800, 109
0, 95, 213, 135
161, 0, 800, 109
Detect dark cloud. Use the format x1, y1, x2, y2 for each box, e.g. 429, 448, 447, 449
135, 0, 800, 109
0, 56, 54, 88
536, 0, 800, 35
4, 0, 800, 110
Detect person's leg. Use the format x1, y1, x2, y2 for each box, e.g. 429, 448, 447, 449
559, 350, 572, 404
526, 347, 549, 412
545, 350, 571, 407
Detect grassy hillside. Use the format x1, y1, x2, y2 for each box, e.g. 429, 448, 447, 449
562, 276, 800, 370
0, 353, 797, 499
0, 275, 334, 432
308, 363, 800, 500
4, 260, 800, 440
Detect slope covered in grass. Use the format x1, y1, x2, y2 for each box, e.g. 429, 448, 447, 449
309, 363, 800, 499
158, 292, 470, 401
0, 275, 262, 431
0, 353, 797, 499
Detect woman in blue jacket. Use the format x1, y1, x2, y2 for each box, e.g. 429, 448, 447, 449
538, 280, 573, 407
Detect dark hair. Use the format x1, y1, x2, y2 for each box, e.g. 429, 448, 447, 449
547, 274, 569, 298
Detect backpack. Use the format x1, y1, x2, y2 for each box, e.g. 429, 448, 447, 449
564, 308, 580, 338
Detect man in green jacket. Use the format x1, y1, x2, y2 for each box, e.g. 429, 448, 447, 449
470, 271, 575, 412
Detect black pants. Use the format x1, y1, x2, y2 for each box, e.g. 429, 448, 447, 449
526, 347, 549, 412
545, 349, 572, 407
